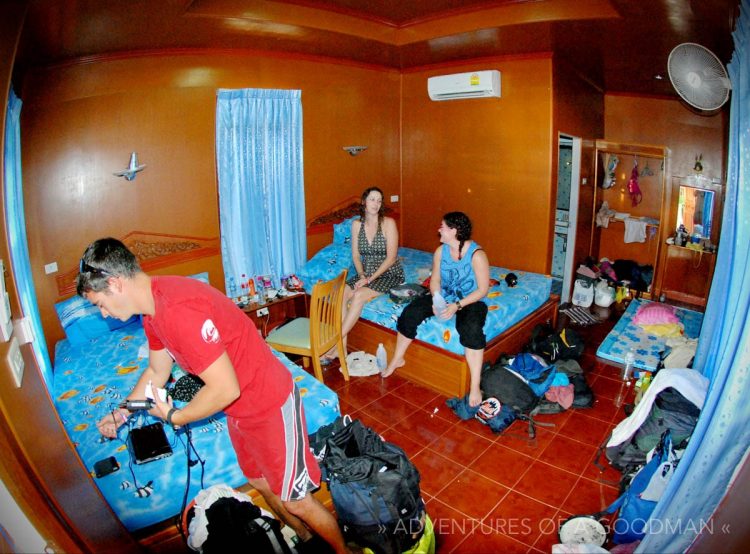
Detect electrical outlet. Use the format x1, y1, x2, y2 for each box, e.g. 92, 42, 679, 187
256, 307, 269, 317
7, 336, 24, 388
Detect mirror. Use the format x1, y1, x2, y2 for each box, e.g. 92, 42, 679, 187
676, 186, 715, 238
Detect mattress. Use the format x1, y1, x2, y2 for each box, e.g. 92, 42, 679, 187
53, 321, 339, 531
298, 245, 552, 355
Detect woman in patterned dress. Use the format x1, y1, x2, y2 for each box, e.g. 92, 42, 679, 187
324, 187, 404, 361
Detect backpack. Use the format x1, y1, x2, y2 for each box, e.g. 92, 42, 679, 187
605, 431, 679, 544
603, 387, 700, 474
527, 324, 585, 363
196, 497, 292, 554
321, 419, 425, 554
479, 362, 538, 413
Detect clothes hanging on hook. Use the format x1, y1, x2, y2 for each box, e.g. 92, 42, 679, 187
627, 159, 643, 206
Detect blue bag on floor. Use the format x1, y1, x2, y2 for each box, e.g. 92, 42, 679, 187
605, 431, 676, 544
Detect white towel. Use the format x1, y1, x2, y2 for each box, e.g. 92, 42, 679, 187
624, 218, 648, 243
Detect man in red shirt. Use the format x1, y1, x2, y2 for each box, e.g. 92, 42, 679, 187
81, 238, 347, 553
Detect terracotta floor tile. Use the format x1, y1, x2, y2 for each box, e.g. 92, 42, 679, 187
495, 421, 555, 457
581, 450, 623, 488
347, 407, 390, 434
425, 498, 479, 554
412, 448, 465, 496
538, 434, 598, 475
392, 408, 454, 448
468, 442, 534, 488
578, 395, 620, 423
590, 374, 626, 401
379, 427, 427, 460
334, 379, 385, 410
487, 490, 560, 547
436, 469, 509, 521
561, 476, 620, 516
451, 523, 531, 553
557, 411, 613, 447
429, 424, 494, 467
513, 460, 578, 507
362, 392, 421, 427
391, 380, 442, 408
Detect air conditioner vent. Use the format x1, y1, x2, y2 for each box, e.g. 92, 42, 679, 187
427, 70, 501, 101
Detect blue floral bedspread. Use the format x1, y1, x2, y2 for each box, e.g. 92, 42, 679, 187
53, 321, 339, 531
297, 244, 552, 356
596, 298, 704, 371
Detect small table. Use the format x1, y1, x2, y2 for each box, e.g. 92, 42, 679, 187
242, 292, 308, 337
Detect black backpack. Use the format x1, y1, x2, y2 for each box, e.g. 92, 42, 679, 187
321, 419, 425, 554
198, 497, 292, 553
527, 324, 585, 363
480, 362, 538, 413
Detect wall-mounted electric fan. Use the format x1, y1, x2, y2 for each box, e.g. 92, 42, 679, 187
668, 42, 732, 111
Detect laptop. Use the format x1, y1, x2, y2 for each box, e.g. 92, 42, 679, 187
129, 422, 173, 465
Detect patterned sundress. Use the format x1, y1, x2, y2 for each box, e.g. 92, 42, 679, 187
346, 219, 405, 293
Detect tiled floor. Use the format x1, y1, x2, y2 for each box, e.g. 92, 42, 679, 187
314, 310, 637, 553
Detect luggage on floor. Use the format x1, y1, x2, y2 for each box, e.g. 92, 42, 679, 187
599, 368, 707, 477
321, 418, 426, 554
526, 324, 585, 364
184, 484, 291, 554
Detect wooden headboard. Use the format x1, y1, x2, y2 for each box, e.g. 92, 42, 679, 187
307, 195, 399, 235
55, 231, 221, 297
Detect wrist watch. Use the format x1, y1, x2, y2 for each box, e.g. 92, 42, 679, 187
455, 300, 463, 311
166, 407, 179, 428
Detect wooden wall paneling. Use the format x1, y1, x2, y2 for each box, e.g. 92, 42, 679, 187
20, 52, 402, 354
401, 56, 554, 273
0, 2, 139, 551
552, 58, 604, 290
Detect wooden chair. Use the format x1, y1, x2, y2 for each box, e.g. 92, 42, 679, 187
265, 270, 350, 384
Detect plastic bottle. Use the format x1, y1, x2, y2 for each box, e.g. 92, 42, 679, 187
228, 277, 238, 302
623, 349, 635, 381
432, 291, 448, 313
376, 343, 387, 374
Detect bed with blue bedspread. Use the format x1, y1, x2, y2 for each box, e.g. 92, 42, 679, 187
297, 218, 558, 397
53, 299, 340, 533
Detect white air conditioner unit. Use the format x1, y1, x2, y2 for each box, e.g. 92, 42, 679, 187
427, 70, 501, 101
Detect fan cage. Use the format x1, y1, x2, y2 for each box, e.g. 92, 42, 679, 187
668, 42, 731, 110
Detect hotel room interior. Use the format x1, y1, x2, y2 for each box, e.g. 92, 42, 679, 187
0, 0, 747, 552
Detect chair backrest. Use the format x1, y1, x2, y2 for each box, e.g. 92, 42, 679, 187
309, 269, 348, 353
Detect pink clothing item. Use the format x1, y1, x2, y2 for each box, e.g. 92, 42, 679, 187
544, 384, 575, 409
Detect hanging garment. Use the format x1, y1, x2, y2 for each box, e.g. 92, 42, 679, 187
624, 218, 648, 243
627, 163, 643, 206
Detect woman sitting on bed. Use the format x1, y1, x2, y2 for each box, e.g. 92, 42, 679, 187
383, 212, 489, 407
325, 186, 404, 361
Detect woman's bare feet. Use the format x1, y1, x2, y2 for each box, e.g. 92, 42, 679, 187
381, 357, 405, 378
468, 388, 482, 407
320, 347, 338, 365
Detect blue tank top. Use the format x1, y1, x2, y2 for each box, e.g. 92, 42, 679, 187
440, 242, 482, 302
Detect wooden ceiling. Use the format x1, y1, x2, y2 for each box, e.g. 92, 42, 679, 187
14, 0, 740, 98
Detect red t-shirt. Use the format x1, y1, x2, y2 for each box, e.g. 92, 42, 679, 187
143, 276, 292, 419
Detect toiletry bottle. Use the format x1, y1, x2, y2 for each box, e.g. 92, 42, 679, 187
623, 349, 635, 380
432, 291, 448, 317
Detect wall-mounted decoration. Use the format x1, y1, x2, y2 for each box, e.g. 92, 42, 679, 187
114, 152, 146, 181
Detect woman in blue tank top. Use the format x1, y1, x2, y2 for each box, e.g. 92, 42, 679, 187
383, 212, 490, 407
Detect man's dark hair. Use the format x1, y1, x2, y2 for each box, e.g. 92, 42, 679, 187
76, 238, 141, 296
443, 212, 473, 259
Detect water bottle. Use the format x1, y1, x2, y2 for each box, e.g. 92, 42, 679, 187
623, 349, 635, 381
432, 291, 448, 313
228, 277, 238, 302
376, 343, 387, 374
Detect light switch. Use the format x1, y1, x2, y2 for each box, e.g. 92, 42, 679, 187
44, 262, 58, 274
390, 195, 399, 202
7, 337, 23, 388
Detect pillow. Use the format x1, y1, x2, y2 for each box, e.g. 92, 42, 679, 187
632, 302, 680, 326
55, 295, 139, 346
333, 216, 358, 245
188, 271, 210, 285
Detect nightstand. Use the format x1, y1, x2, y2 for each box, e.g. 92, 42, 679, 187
242, 293, 308, 337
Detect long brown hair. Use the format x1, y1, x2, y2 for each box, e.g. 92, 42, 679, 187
358, 186, 385, 222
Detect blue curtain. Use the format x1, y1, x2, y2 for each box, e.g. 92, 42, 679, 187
639, 1, 750, 551
4, 88, 54, 386
215, 89, 306, 296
